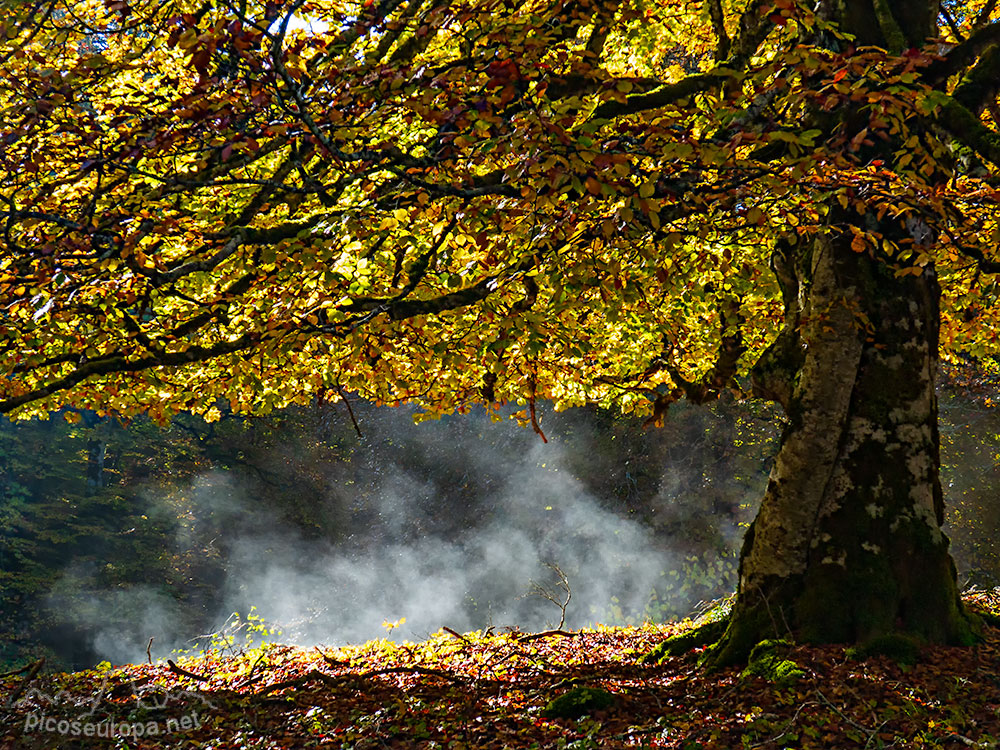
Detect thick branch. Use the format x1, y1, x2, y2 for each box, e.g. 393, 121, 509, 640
975, 0, 999, 30
949, 238, 1000, 274
367, 0, 429, 65
590, 0, 772, 121
0, 333, 259, 415
926, 20, 1000, 87
340, 256, 533, 322
936, 96, 1000, 168
952, 43, 1000, 114
591, 72, 718, 119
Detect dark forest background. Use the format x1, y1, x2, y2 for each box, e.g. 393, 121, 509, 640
2, 383, 998, 672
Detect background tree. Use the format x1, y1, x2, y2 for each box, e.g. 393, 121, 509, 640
3, 0, 1000, 663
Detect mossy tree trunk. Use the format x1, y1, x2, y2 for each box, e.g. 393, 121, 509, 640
699, 0, 980, 669
705, 217, 975, 668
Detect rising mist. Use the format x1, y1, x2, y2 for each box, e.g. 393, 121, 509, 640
39, 401, 772, 666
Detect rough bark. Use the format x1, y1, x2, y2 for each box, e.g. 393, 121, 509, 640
683, 0, 980, 671
704, 219, 976, 667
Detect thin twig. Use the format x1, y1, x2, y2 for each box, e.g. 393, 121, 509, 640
527, 563, 571, 629
815, 690, 874, 740
611, 721, 674, 741
944, 733, 995, 748
146, 637, 154, 665
336, 385, 363, 437
750, 700, 820, 748
237, 650, 272, 689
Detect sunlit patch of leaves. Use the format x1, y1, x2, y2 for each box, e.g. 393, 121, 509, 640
3, 596, 1000, 748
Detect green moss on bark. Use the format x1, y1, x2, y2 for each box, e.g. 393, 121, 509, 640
740, 639, 806, 685
699, 577, 802, 669
643, 619, 727, 664
846, 633, 922, 666
700, 223, 978, 671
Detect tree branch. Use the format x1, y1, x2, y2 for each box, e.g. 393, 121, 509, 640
0, 332, 259, 415
926, 20, 1000, 87
975, 0, 999, 30
939, 3, 965, 41
590, 0, 772, 121
948, 236, 1000, 275
591, 72, 718, 119
707, 0, 731, 61
952, 42, 1000, 114
936, 95, 1000, 168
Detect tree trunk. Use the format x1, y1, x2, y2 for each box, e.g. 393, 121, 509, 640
704, 219, 977, 667
86, 437, 106, 493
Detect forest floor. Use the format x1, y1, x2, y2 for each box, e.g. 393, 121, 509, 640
3, 592, 1000, 749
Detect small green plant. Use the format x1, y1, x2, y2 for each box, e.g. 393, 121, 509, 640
176, 606, 283, 659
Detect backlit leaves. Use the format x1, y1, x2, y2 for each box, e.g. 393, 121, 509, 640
1, 0, 1000, 420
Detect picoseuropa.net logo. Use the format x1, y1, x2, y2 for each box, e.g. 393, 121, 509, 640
23, 709, 204, 739
15, 674, 214, 740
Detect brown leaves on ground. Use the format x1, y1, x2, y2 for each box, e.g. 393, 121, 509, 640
3, 603, 1000, 749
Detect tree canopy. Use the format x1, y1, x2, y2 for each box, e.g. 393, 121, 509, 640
5, 0, 1000, 661
2, 0, 996, 425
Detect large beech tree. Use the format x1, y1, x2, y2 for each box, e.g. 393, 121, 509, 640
3, 0, 1000, 663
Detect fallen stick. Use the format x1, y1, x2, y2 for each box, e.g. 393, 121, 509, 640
167, 660, 210, 683
442, 627, 470, 644
360, 665, 465, 683
256, 669, 346, 696
0, 662, 38, 680
5, 658, 44, 708
315, 646, 347, 668
518, 630, 578, 643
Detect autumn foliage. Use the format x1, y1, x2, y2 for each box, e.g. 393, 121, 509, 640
0, 0, 996, 423
5, 594, 1000, 749
5, 0, 1000, 662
